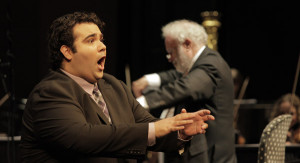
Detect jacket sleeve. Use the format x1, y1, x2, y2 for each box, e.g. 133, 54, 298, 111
119, 79, 186, 154
158, 69, 182, 85
145, 55, 220, 110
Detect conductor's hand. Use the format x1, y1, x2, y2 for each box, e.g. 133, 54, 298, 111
132, 76, 148, 97
179, 109, 215, 139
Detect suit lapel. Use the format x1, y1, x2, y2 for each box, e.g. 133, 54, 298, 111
98, 77, 138, 125
89, 95, 111, 125
56, 70, 111, 125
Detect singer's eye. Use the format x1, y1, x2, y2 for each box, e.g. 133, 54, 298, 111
88, 39, 94, 43
100, 35, 104, 42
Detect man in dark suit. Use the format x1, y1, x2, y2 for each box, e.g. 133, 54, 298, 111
132, 19, 236, 163
19, 12, 215, 163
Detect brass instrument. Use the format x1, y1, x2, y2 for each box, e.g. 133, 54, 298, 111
201, 11, 221, 51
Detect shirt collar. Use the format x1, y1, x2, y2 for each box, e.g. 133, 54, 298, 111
187, 46, 206, 72
60, 69, 95, 96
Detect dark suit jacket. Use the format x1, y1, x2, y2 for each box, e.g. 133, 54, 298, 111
20, 70, 180, 163
145, 47, 236, 163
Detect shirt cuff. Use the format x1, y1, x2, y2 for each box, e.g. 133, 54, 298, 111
148, 122, 156, 146
136, 95, 149, 109
145, 73, 161, 87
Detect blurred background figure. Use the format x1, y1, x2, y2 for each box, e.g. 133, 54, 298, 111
269, 93, 300, 144
231, 68, 246, 144
231, 68, 243, 99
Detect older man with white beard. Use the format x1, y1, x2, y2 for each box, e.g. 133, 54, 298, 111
132, 19, 236, 163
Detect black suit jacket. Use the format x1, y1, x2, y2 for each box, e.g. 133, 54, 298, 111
20, 70, 180, 163
144, 47, 236, 163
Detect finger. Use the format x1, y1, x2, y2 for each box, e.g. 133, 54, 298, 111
175, 119, 193, 126
197, 109, 211, 116
201, 123, 208, 130
170, 126, 185, 132
196, 124, 207, 134
199, 129, 206, 134
208, 115, 215, 120
201, 115, 215, 121
181, 108, 187, 113
175, 113, 196, 120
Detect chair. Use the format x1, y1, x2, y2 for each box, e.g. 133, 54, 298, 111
258, 114, 292, 163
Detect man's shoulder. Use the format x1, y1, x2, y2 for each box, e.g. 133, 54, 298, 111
102, 73, 117, 81
30, 70, 78, 96
100, 73, 129, 93
201, 47, 221, 59
196, 47, 227, 65
38, 70, 71, 85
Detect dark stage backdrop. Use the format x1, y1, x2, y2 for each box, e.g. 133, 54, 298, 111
1, 0, 299, 103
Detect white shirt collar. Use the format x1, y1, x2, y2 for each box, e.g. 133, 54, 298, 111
187, 46, 206, 73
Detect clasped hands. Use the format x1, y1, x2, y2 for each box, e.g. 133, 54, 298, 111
154, 108, 215, 139
133, 76, 215, 139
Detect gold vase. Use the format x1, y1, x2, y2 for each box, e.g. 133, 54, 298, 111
201, 11, 221, 51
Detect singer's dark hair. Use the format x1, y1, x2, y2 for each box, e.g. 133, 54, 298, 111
48, 11, 105, 70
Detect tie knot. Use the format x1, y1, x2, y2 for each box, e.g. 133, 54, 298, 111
93, 88, 100, 97
93, 84, 101, 96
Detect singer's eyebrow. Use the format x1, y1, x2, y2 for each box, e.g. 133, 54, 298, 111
83, 33, 97, 41
82, 33, 103, 42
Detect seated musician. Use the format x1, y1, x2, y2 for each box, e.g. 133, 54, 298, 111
269, 93, 300, 144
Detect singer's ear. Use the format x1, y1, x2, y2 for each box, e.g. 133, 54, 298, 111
60, 45, 72, 61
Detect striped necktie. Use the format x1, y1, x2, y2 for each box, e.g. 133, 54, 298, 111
92, 86, 111, 123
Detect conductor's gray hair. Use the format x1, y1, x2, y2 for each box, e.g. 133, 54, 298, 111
162, 19, 208, 45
